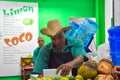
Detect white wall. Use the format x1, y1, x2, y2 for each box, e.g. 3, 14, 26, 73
105, 0, 113, 42
113, 0, 120, 26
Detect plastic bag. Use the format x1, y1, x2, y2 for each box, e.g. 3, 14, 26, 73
96, 42, 111, 62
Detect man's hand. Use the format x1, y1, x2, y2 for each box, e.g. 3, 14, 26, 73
112, 66, 120, 80
56, 63, 73, 76
38, 74, 43, 78
56, 55, 84, 76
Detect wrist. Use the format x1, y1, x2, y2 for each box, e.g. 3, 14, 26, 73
70, 55, 84, 68
67, 62, 74, 68
38, 74, 43, 78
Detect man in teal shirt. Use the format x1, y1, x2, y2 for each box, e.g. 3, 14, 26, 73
33, 19, 88, 77
32, 37, 44, 64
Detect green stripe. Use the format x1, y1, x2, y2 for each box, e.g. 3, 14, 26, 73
96, 0, 105, 48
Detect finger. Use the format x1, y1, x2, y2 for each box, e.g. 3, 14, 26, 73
62, 66, 71, 76
114, 73, 119, 80
56, 65, 62, 74
114, 71, 120, 74
60, 66, 66, 76
62, 66, 69, 76
116, 66, 120, 71
38, 74, 43, 78
115, 75, 119, 80
66, 69, 70, 76
65, 66, 71, 75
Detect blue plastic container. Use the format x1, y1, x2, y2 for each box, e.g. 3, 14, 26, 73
109, 39, 115, 52
109, 39, 120, 53
81, 18, 98, 34
108, 26, 120, 40
110, 53, 120, 66
108, 26, 120, 66
80, 18, 98, 47
65, 21, 84, 46
108, 26, 120, 53
83, 33, 93, 47
65, 21, 80, 40
66, 21, 93, 46
66, 19, 98, 47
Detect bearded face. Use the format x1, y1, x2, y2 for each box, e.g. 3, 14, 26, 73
50, 31, 66, 50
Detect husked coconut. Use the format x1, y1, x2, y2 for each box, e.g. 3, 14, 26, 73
94, 74, 114, 80
97, 58, 114, 74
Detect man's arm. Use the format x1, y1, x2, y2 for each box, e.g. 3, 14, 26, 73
68, 55, 84, 68
56, 55, 84, 76
33, 46, 50, 77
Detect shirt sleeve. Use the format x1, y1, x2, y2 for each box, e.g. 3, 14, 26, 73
33, 46, 50, 74
32, 47, 39, 63
71, 45, 88, 61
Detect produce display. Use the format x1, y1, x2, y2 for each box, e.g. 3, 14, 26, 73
28, 58, 115, 80
77, 60, 98, 79
94, 59, 114, 80
97, 59, 114, 74
21, 54, 33, 67
94, 74, 114, 80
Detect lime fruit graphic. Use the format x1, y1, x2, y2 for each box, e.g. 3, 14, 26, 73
23, 18, 34, 26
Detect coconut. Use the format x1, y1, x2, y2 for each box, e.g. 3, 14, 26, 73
75, 75, 84, 80
94, 74, 114, 80
97, 58, 114, 74
77, 60, 98, 79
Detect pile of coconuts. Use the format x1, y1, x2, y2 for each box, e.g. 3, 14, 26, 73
95, 58, 114, 80
77, 58, 115, 80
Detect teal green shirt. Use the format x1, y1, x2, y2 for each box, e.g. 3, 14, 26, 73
32, 47, 40, 63
33, 39, 88, 74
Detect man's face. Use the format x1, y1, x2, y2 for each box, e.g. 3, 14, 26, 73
38, 37, 44, 47
50, 31, 66, 47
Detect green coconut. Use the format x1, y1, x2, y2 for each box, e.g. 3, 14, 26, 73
65, 75, 75, 80
53, 75, 62, 80
77, 60, 98, 79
